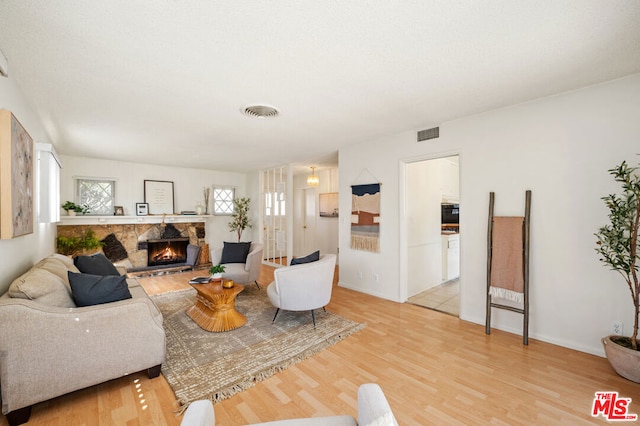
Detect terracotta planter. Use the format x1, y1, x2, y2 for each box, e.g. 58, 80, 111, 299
602, 335, 640, 383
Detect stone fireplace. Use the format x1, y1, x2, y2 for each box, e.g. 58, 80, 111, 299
56, 219, 210, 271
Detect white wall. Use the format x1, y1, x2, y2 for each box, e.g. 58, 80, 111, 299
0, 74, 58, 293
59, 155, 251, 247
339, 73, 640, 356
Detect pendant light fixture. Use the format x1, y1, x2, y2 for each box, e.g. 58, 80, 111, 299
307, 166, 319, 187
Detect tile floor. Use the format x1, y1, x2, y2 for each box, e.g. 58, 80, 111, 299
408, 279, 459, 316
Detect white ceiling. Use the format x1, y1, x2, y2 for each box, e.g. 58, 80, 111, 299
1, 1, 639, 173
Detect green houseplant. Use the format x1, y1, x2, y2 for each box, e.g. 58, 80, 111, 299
56, 229, 103, 256
228, 197, 252, 242
595, 160, 640, 382
62, 201, 91, 215
209, 264, 226, 279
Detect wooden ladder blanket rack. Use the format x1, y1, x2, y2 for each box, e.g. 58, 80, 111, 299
485, 190, 531, 345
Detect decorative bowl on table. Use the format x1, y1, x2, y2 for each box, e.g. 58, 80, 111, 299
222, 279, 235, 289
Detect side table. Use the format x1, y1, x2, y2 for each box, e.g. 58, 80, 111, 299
186, 280, 246, 332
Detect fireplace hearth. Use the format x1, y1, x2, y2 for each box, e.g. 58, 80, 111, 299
147, 238, 189, 267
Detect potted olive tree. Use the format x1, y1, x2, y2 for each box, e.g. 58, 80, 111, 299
228, 197, 252, 242
595, 160, 640, 382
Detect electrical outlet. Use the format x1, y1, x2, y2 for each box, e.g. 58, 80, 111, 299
612, 321, 623, 335
373, 273, 379, 283
357, 271, 363, 280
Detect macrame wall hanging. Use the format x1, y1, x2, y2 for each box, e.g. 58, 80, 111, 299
351, 168, 382, 253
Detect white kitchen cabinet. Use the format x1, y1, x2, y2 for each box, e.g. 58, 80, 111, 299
441, 233, 460, 281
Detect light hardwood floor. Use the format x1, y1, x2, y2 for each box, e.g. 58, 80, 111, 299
2, 265, 638, 425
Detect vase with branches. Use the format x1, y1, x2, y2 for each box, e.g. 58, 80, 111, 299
203, 187, 211, 215
228, 197, 251, 242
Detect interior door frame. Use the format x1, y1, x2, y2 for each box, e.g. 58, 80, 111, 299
398, 151, 461, 304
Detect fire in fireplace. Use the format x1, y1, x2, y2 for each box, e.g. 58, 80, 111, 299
147, 238, 189, 267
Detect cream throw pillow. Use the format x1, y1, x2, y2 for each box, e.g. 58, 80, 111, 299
8, 268, 75, 308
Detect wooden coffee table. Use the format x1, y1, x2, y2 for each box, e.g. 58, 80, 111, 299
186, 279, 246, 332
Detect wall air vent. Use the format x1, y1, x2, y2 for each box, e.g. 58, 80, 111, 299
417, 127, 439, 142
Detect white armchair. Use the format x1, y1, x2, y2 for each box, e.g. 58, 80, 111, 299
180, 383, 397, 425
266, 254, 337, 327
210, 243, 263, 288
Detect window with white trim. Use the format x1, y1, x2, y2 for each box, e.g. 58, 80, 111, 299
213, 187, 235, 215
76, 178, 116, 215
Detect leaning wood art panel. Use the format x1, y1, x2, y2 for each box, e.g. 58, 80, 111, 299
0, 110, 34, 239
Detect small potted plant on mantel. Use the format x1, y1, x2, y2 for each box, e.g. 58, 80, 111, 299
595, 160, 640, 382
62, 201, 90, 216
209, 264, 225, 280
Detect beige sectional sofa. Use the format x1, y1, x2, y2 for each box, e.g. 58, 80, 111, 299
0, 254, 165, 426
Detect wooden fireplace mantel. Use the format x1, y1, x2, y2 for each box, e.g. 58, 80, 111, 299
57, 215, 208, 226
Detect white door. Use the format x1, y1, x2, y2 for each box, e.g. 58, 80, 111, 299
303, 188, 317, 254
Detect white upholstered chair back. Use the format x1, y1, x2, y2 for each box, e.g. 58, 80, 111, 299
267, 254, 337, 312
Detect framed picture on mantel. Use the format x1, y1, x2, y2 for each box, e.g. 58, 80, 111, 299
144, 180, 174, 215
136, 202, 149, 216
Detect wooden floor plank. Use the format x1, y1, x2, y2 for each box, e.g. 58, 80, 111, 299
1, 264, 638, 425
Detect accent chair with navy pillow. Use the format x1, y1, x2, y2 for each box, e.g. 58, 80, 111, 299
267, 254, 337, 327
211, 243, 263, 289
74, 252, 120, 276
290, 250, 320, 266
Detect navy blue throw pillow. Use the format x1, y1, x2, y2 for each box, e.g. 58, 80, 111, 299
74, 252, 120, 276
68, 272, 132, 307
290, 250, 320, 266
220, 242, 251, 264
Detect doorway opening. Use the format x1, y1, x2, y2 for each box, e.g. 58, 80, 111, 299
404, 155, 460, 316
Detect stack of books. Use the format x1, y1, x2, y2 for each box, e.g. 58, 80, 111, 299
188, 276, 211, 284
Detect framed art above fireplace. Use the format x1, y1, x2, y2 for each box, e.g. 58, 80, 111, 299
144, 180, 174, 215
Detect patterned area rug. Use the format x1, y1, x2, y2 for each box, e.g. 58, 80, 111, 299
151, 284, 365, 408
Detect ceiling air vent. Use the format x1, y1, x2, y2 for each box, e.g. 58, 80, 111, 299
241, 104, 280, 119
417, 127, 439, 142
